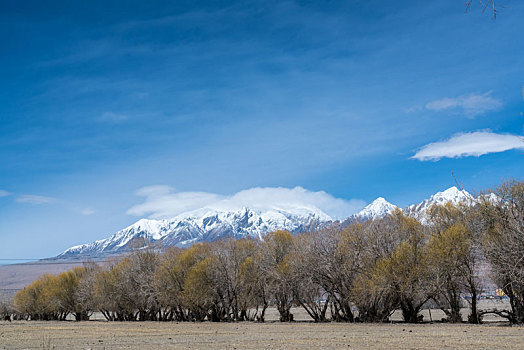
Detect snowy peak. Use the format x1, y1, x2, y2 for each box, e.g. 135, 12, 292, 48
58, 206, 331, 258
355, 197, 398, 220
122, 218, 167, 239
57, 186, 490, 259
348, 186, 476, 224
405, 186, 474, 221
411, 186, 472, 210
428, 186, 473, 205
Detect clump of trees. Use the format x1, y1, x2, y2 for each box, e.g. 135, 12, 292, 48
11, 179, 524, 324
14, 267, 92, 321
481, 180, 524, 324
0, 295, 15, 321
426, 202, 484, 323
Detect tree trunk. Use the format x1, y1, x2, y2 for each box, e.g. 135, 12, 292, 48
400, 301, 421, 323
468, 290, 480, 324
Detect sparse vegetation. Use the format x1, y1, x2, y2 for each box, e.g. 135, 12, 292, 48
2, 320, 524, 349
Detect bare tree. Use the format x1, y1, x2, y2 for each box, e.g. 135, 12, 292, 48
353, 211, 434, 323
465, 0, 502, 18
426, 203, 484, 323
153, 247, 188, 321
352, 214, 408, 322
481, 179, 524, 324
0, 294, 14, 321
289, 233, 331, 322
238, 249, 269, 321
257, 230, 296, 322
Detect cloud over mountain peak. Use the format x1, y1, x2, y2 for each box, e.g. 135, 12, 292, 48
127, 186, 366, 220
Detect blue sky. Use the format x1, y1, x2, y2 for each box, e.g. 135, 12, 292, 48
0, 0, 523, 258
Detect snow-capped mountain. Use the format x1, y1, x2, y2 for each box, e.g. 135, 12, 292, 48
57, 186, 479, 258
403, 186, 474, 222
343, 186, 473, 225
58, 207, 331, 258
353, 197, 398, 221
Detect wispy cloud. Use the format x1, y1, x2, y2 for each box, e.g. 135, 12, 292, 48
424, 91, 502, 117
79, 208, 95, 216
412, 130, 524, 161
16, 195, 56, 204
0, 190, 11, 197
127, 186, 366, 220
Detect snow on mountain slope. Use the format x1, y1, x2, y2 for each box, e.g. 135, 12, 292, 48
354, 197, 398, 221
58, 207, 331, 257
57, 186, 483, 258
404, 186, 474, 221
343, 186, 475, 225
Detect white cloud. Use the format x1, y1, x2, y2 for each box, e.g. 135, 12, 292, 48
80, 208, 95, 216
127, 186, 365, 220
0, 190, 10, 197
412, 131, 524, 161
424, 91, 502, 117
16, 194, 55, 204
128, 185, 223, 219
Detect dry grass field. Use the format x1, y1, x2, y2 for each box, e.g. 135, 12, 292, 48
1, 306, 523, 350
1, 319, 523, 350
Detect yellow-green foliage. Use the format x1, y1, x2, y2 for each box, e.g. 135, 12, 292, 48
14, 269, 86, 320
183, 257, 215, 310
427, 223, 470, 270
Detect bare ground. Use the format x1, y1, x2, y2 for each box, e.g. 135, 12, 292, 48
1, 316, 523, 350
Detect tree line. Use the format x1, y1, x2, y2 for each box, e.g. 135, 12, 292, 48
3, 179, 524, 324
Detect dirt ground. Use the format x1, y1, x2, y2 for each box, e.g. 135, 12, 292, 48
1, 308, 523, 350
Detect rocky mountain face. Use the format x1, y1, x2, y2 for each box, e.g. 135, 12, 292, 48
58, 186, 476, 258
58, 207, 330, 258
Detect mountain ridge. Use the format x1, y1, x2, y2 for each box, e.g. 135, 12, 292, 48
58, 206, 330, 258
58, 186, 475, 258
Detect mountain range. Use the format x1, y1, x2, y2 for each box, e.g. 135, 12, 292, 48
58, 186, 474, 258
